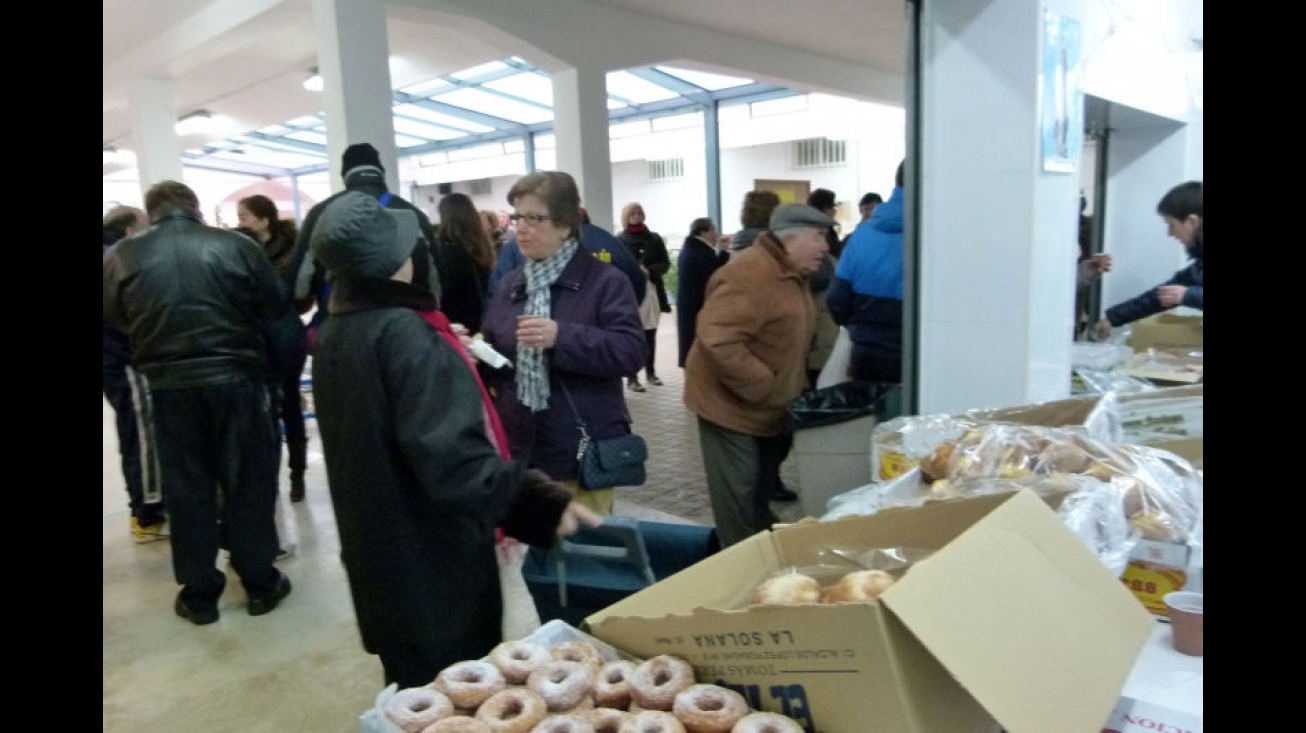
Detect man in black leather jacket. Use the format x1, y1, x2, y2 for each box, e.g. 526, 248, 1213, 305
104, 180, 299, 626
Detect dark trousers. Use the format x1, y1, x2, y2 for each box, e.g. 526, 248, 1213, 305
147, 378, 283, 602
850, 344, 902, 384
697, 418, 781, 547
103, 362, 165, 523
274, 350, 308, 447
644, 328, 658, 377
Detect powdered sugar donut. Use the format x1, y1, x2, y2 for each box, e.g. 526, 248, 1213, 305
491, 640, 553, 685
620, 710, 687, 733
587, 708, 634, 733
730, 712, 804, 733
423, 716, 492, 733
475, 687, 549, 733
628, 656, 696, 711
436, 660, 507, 711
671, 685, 748, 733
593, 660, 637, 710
528, 660, 595, 713
529, 713, 597, 733
550, 641, 605, 674
385, 685, 454, 733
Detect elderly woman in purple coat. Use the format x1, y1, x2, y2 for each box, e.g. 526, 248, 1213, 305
478, 171, 648, 515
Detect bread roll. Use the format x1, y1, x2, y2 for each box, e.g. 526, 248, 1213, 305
821, 570, 897, 603
750, 573, 821, 605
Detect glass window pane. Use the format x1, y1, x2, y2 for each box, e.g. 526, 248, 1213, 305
606, 70, 679, 103
431, 87, 552, 124
656, 65, 753, 91
480, 72, 553, 106
283, 130, 328, 146
400, 78, 452, 98
609, 120, 651, 139
450, 60, 509, 81
392, 103, 496, 133
651, 112, 701, 132
393, 117, 469, 142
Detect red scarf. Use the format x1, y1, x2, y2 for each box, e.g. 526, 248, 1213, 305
625, 223, 648, 234
419, 309, 514, 544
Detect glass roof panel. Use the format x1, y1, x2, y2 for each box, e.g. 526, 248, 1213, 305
392, 103, 496, 133
607, 98, 628, 110
399, 78, 453, 98
393, 117, 469, 142
656, 65, 753, 91
200, 148, 323, 169
283, 129, 328, 146
651, 112, 701, 131
450, 60, 509, 80
396, 133, 431, 148
606, 70, 680, 103
609, 120, 652, 139
431, 87, 552, 124
480, 72, 553, 106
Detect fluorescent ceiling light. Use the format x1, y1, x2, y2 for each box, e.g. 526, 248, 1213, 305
303, 72, 323, 92
103, 147, 134, 164
175, 110, 214, 135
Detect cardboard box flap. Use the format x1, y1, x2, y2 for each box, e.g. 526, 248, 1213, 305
879, 490, 1154, 733
965, 395, 1098, 428
585, 526, 780, 629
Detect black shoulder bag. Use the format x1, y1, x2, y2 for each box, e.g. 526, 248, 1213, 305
557, 380, 648, 490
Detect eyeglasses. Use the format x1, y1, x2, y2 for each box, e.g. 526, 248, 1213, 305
508, 212, 551, 226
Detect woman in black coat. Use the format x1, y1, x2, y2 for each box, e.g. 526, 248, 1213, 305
617, 202, 672, 389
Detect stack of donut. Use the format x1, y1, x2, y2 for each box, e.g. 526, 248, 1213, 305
382, 640, 808, 733
749, 569, 899, 607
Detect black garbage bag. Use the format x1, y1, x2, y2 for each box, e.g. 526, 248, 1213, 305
786, 381, 900, 432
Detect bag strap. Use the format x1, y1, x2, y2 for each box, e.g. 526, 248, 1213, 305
555, 380, 591, 461
377, 191, 394, 206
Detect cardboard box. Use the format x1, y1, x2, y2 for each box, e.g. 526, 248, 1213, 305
1115, 349, 1203, 384
792, 413, 878, 518
1127, 313, 1203, 353
585, 490, 1154, 733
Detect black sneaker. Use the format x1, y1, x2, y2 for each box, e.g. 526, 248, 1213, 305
175, 593, 220, 626
646, 374, 663, 386
247, 574, 292, 616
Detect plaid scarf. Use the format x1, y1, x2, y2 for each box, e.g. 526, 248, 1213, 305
517, 237, 579, 411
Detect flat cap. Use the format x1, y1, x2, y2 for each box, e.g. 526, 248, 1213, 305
769, 202, 836, 233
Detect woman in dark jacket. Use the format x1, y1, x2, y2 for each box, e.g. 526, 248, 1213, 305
617, 202, 672, 390
434, 192, 496, 333
480, 172, 648, 516
237, 194, 311, 501
310, 190, 600, 689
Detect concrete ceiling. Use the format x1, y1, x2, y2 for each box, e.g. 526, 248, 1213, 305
102, 0, 907, 176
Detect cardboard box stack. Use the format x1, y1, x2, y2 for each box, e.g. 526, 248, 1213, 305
584, 490, 1155, 733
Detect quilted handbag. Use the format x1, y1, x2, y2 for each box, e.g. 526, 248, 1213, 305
559, 379, 648, 490
577, 433, 648, 490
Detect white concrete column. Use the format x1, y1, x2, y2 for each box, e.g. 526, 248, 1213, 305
551, 65, 614, 232
916, 0, 1081, 414
129, 77, 185, 200
312, 0, 399, 192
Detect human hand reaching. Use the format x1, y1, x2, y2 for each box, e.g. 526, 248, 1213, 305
1093, 317, 1112, 341
1157, 285, 1187, 307
557, 502, 604, 537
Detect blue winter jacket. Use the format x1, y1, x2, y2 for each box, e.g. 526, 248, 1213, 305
826, 186, 905, 360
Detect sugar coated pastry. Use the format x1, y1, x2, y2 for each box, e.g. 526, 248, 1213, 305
385, 685, 454, 733
529, 713, 598, 733
528, 660, 595, 712
821, 569, 897, 603
620, 710, 687, 733
749, 573, 820, 606
491, 640, 553, 685
423, 716, 492, 733
628, 655, 696, 711
436, 660, 508, 711
593, 660, 637, 710
671, 684, 749, 733
587, 708, 635, 733
730, 712, 805, 733
475, 687, 549, 733
550, 641, 606, 674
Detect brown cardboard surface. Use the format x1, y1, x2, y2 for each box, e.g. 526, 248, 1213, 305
586, 490, 1154, 733
1116, 351, 1203, 383
1127, 313, 1203, 352
880, 490, 1154, 733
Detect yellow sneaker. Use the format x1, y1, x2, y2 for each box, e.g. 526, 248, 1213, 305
131, 516, 170, 544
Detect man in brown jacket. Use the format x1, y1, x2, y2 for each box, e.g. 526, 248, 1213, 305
683, 203, 834, 546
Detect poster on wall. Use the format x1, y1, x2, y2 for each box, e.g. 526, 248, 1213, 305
1040, 8, 1083, 173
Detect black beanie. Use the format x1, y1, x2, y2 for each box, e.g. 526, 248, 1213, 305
341, 143, 383, 176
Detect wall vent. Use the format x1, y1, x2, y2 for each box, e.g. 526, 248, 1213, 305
647, 158, 685, 182
469, 178, 493, 196
792, 138, 847, 169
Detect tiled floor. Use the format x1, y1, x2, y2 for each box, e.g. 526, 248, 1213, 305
102, 312, 806, 732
